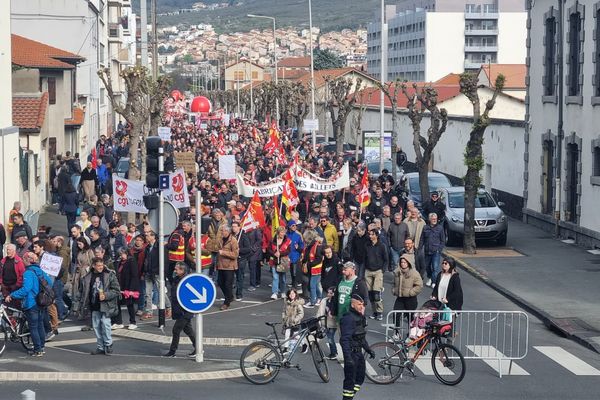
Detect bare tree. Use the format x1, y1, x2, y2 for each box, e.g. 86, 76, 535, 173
459, 72, 505, 254
326, 77, 364, 153
379, 79, 403, 177
99, 66, 169, 180
351, 89, 373, 161
401, 82, 448, 199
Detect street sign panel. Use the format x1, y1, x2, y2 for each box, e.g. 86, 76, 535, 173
176, 273, 217, 313
159, 174, 170, 189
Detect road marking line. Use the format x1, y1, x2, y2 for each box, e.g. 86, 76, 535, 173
113, 330, 253, 346
0, 369, 245, 382
239, 300, 263, 304
57, 325, 87, 333
414, 358, 454, 376
534, 346, 600, 376
466, 345, 529, 375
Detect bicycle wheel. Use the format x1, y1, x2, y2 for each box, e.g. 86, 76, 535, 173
310, 341, 329, 383
0, 328, 7, 356
431, 343, 466, 386
365, 341, 404, 384
18, 320, 34, 352
240, 340, 282, 385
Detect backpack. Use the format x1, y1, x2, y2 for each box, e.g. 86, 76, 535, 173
35, 271, 55, 308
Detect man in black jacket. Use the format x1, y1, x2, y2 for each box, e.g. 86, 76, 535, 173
232, 222, 251, 301
422, 191, 446, 222
141, 231, 171, 320
339, 294, 374, 400
349, 223, 369, 279
364, 229, 388, 321
163, 262, 196, 358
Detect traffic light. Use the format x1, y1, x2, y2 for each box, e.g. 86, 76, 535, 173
146, 136, 163, 189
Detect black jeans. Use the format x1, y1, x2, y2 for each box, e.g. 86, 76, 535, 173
393, 296, 418, 328
343, 350, 366, 399
218, 269, 235, 306
114, 299, 136, 325
169, 318, 196, 352
236, 259, 248, 298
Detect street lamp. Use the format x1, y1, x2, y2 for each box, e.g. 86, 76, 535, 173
248, 13, 279, 125
308, 0, 317, 151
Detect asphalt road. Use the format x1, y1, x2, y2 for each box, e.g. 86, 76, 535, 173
1, 267, 600, 400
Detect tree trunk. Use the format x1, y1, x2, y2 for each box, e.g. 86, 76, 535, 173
462, 127, 485, 254
418, 155, 430, 207
391, 107, 398, 178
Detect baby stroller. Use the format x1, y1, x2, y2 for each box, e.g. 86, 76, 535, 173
405, 299, 454, 343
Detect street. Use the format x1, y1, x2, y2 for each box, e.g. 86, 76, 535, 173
1, 257, 599, 400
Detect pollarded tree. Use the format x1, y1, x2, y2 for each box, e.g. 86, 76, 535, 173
459, 72, 505, 254
379, 79, 403, 178
351, 88, 373, 161
401, 83, 448, 199
289, 82, 310, 133
98, 66, 170, 180
325, 76, 364, 153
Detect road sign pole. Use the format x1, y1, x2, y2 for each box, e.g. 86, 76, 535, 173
158, 190, 165, 328
195, 190, 203, 362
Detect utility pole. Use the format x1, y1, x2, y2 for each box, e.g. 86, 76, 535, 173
140, 0, 148, 67
151, 0, 158, 79
379, 0, 387, 173
308, 0, 317, 150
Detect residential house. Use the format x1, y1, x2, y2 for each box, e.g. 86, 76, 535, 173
11, 34, 85, 211
224, 59, 264, 90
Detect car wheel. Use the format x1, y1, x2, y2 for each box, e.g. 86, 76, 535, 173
445, 228, 461, 247
496, 231, 507, 246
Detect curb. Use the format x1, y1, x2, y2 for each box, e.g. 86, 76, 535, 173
445, 250, 600, 355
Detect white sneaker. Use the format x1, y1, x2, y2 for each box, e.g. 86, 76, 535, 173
270, 293, 278, 300
152, 304, 158, 310
111, 324, 124, 330
128, 324, 138, 330
425, 279, 432, 287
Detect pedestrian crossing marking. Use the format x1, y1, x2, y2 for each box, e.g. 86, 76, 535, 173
534, 346, 600, 376
415, 358, 454, 376
466, 345, 529, 375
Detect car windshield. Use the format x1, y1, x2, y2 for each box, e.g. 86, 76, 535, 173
368, 160, 393, 174
448, 192, 496, 208
408, 176, 451, 193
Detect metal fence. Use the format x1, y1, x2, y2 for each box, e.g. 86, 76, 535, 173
383, 309, 529, 377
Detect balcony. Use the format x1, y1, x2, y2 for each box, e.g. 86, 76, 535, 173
464, 44, 498, 52
465, 12, 499, 19
108, 0, 123, 6
122, 0, 131, 7
108, 23, 123, 43
464, 28, 499, 36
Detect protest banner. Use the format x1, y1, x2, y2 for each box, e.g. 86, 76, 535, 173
40, 253, 63, 277
113, 175, 149, 213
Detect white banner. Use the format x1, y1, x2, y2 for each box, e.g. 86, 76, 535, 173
163, 168, 190, 208
218, 155, 236, 180
236, 162, 350, 198
39, 253, 63, 277
113, 175, 149, 213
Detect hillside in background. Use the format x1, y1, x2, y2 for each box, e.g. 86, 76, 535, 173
134, 0, 380, 33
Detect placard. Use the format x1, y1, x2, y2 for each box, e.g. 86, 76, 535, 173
303, 118, 319, 132
158, 126, 172, 141
39, 253, 63, 277
174, 152, 197, 175
219, 155, 236, 180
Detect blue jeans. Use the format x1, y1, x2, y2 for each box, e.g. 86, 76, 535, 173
236, 259, 248, 298
390, 248, 401, 271
53, 280, 67, 319
271, 268, 286, 295
310, 275, 322, 305
326, 327, 338, 356
92, 311, 113, 349
425, 250, 442, 283
24, 307, 46, 352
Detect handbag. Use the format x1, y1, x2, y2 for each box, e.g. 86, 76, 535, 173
276, 256, 290, 273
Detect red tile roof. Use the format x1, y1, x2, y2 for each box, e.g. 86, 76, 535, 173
481, 64, 526, 89
12, 34, 84, 70
435, 73, 462, 85
356, 83, 462, 109
13, 93, 49, 132
294, 67, 375, 88
278, 69, 309, 80
65, 106, 85, 126
278, 56, 311, 68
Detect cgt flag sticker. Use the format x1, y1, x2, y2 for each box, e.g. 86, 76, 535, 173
163, 168, 190, 208
112, 175, 149, 213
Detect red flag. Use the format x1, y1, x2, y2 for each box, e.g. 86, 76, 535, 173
91, 148, 98, 169
281, 169, 299, 220
241, 192, 266, 233
275, 144, 287, 164
264, 128, 280, 155
252, 126, 261, 141
217, 132, 226, 155
359, 165, 371, 209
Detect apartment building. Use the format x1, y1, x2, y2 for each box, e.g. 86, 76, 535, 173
367, 0, 526, 82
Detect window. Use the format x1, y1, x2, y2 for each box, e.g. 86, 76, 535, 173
594, 4, 600, 102
47, 78, 56, 105
591, 138, 600, 185
594, 146, 600, 177
234, 70, 244, 81
100, 43, 105, 65
252, 71, 258, 80
100, 88, 105, 105
566, 3, 584, 103
543, 8, 559, 100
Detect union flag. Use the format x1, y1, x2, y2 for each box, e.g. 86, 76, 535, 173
241, 192, 266, 233
281, 169, 299, 220
359, 165, 371, 209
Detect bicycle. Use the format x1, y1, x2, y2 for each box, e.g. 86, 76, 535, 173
365, 320, 466, 386
240, 316, 329, 385
0, 302, 34, 356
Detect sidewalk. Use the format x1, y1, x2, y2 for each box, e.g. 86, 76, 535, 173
446, 218, 600, 353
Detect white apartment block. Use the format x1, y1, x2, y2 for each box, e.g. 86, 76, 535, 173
367, 0, 527, 82
524, 0, 600, 246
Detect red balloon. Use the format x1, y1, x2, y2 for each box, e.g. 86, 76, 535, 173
171, 90, 182, 101
190, 96, 211, 113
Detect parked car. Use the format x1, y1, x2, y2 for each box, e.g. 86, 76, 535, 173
322, 143, 362, 162
115, 157, 130, 178
439, 186, 508, 246
397, 172, 452, 209
367, 159, 403, 182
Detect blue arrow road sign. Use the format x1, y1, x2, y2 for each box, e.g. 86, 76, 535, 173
176, 273, 217, 313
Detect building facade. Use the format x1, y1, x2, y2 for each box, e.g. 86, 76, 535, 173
224, 60, 265, 90
524, 0, 600, 246
367, 0, 526, 82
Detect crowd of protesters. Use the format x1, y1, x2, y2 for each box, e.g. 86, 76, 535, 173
0, 96, 462, 360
